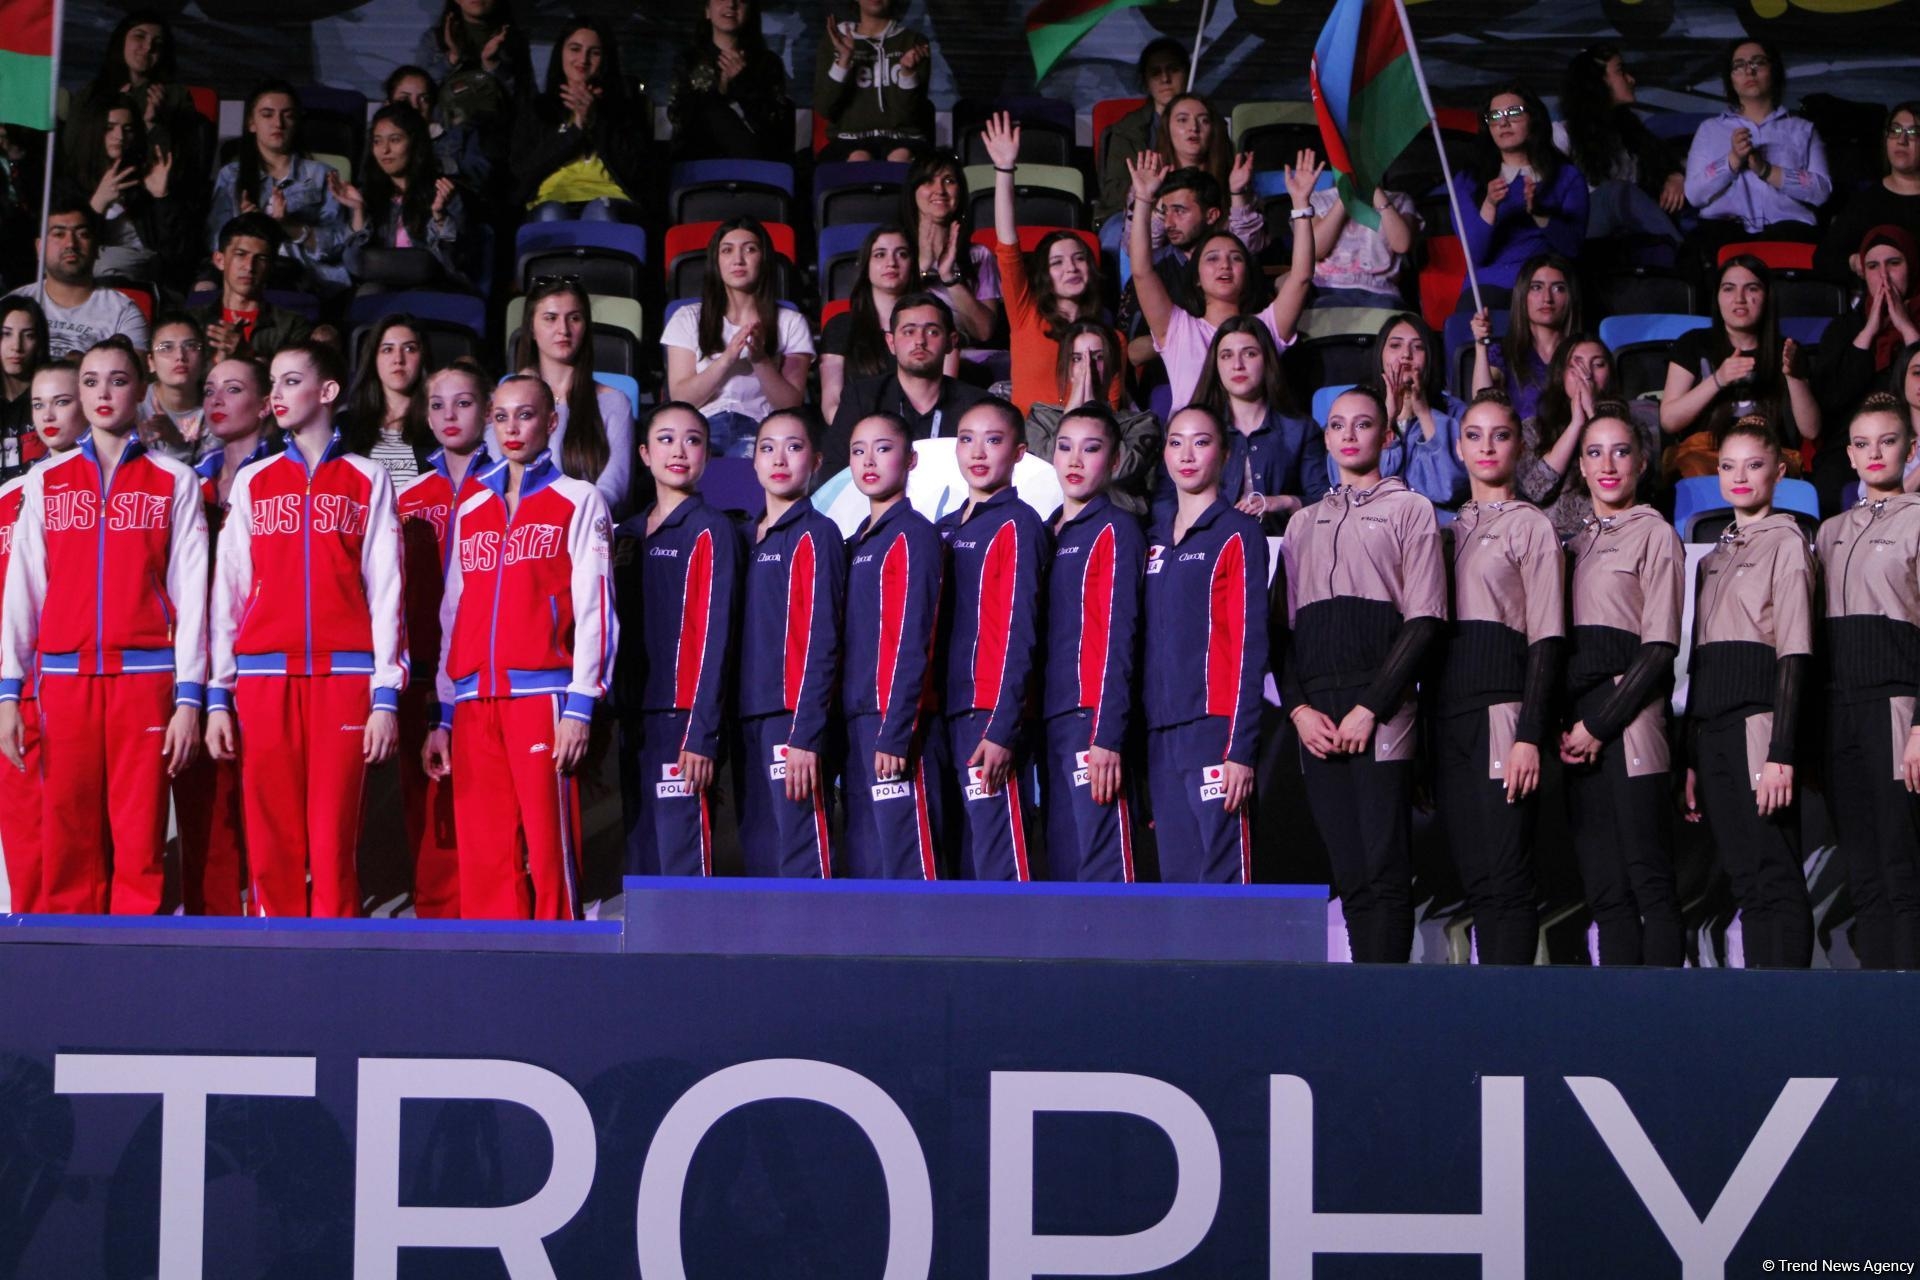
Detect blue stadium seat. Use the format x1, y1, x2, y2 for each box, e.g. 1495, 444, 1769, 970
1774, 477, 1820, 523
1780, 315, 1833, 347
1672, 475, 1726, 540
1676, 475, 1821, 541
1250, 168, 1337, 197
344, 290, 485, 334
1312, 382, 1357, 426
1444, 309, 1508, 400
818, 222, 880, 303
514, 223, 649, 295
813, 161, 909, 230
1598, 313, 1711, 399
668, 160, 795, 226
592, 372, 641, 412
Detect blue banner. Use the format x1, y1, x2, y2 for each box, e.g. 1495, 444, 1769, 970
2, 932, 1916, 1276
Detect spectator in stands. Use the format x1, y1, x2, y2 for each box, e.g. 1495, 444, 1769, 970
70, 95, 190, 289
1128, 145, 1264, 262
1184, 315, 1327, 528
1813, 229, 1920, 510
1895, 343, 1920, 492
1453, 81, 1587, 301
1337, 312, 1470, 507
384, 66, 493, 197
820, 224, 915, 423
1305, 181, 1419, 311
663, 216, 814, 457
1127, 149, 1316, 410
192, 214, 313, 364
1152, 94, 1234, 216
1557, 44, 1685, 262
824, 293, 988, 476
65, 11, 211, 211
1024, 321, 1160, 515
138, 312, 208, 461
815, 0, 932, 162
1661, 254, 1818, 478
1684, 39, 1830, 248
412, 0, 532, 149
1521, 333, 1661, 538
509, 276, 633, 514
899, 149, 1001, 346
666, 0, 794, 163
1119, 167, 1231, 373
206, 81, 353, 297
984, 113, 1121, 415
1470, 252, 1582, 422
513, 18, 650, 224
345, 316, 433, 485
0, 297, 46, 479
1818, 103, 1920, 283
1094, 38, 1188, 249
340, 105, 468, 288
6, 199, 149, 358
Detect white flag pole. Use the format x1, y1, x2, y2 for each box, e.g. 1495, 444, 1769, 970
1389, 0, 1483, 316
1187, 0, 1216, 90
34, 0, 66, 292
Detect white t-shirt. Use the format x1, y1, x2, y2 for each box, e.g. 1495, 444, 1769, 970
660, 304, 816, 422
7, 281, 149, 359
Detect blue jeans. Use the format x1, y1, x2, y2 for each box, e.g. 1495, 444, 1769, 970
704, 410, 760, 458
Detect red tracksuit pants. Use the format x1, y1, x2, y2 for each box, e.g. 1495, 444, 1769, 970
0, 697, 43, 911
174, 754, 246, 916
399, 685, 460, 918
234, 675, 370, 918
451, 695, 583, 920
38, 673, 174, 914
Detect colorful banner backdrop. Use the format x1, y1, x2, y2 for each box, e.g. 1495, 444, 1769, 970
1025, 0, 1162, 81
0, 0, 55, 129
1311, 0, 1427, 228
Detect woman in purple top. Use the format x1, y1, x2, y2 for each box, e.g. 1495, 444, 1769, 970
1450, 81, 1588, 302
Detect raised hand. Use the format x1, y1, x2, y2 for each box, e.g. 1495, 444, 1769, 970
143, 147, 172, 199
1126, 149, 1168, 207
1229, 149, 1255, 197
899, 41, 929, 76
1782, 337, 1803, 382
90, 162, 137, 214
327, 169, 363, 213
142, 82, 164, 126
1283, 148, 1324, 207
1469, 306, 1493, 344
431, 175, 456, 218
829, 22, 857, 68
1481, 176, 1510, 222
481, 24, 508, 72
716, 47, 747, 93
982, 110, 1021, 170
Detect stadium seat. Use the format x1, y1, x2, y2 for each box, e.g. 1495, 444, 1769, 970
1443, 309, 1508, 399
311, 152, 353, 184
660, 297, 805, 329
1780, 315, 1833, 347
504, 294, 642, 376
820, 222, 879, 302
963, 164, 1087, 230
294, 83, 367, 176
353, 247, 444, 291
1311, 382, 1357, 426
1230, 101, 1321, 172
668, 160, 795, 226
664, 221, 797, 301
592, 371, 641, 412
969, 225, 1099, 262
1772, 275, 1847, 319
1719, 241, 1817, 272
350, 319, 482, 383
820, 298, 851, 329
813, 161, 908, 230
1284, 332, 1380, 395
1597, 312, 1711, 399
1676, 476, 1821, 542
111, 284, 155, 324
514, 222, 649, 295
344, 289, 485, 334
1250, 169, 1337, 198
1092, 96, 1146, 171
1591, 265, 1697, 321
1672, 476, 1725, 541
1645, 112, 1712, 143
956, 96, 1075, 167
1297, 307, 1398, 340
186, 85, 218, 125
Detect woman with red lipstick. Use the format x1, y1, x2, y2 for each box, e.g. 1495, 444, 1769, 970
1521, 333, 1661, 538
175, 356, 277, 915
820, 224, 914, 423
1681, 420, 1814, 968
0, 337, 209, 914
1816, 394, 1920, 968
1146, 405, 1269, 884
345, 316, 433, 486
1661, 255, 1819, 478
1437, 390, 1564, 964
613, 403, 739, 878
510, 277, 632, 516
205, 341, 404, 918
1561, 404, 1685, 966
736, 407, 845, 877
1280, 387, 1445, 960
1128, 148, 1318, 410
983, 113, 1124, 416
662, 216, 814, 458
393, 361, 491, 916
1043, 403, 1146, 881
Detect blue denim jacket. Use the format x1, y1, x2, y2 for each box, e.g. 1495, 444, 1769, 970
206, 156, 352, 295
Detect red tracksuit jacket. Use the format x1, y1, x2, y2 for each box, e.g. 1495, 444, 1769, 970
1043, 493, 1145, 752
435, 450, 616, 726
937, 487, 1048, 747
614, 494, 740, 757
396, 448, 489, 697
842, 498, 945, 757
0, 473, 26, 687
737, 501, 845, 753
0, 438, 209, 707
207, 432, 405, 714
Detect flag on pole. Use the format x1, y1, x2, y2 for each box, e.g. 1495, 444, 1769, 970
0, 0, 56, 129
1309, 0, 1427, 229
1026, 0, 1162, 82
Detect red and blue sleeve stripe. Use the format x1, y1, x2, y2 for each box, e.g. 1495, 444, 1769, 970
1206, 532, 1269, 766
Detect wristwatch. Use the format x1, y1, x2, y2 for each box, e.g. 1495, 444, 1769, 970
1289, 208, 1313, 221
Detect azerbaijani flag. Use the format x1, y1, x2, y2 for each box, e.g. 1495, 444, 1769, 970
1026, 0, 1162, 83
0, 0, 57, 129
1310, 0, 1427, 229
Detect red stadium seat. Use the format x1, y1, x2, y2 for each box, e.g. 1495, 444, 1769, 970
1092, 96, 1147, 170
112, 284, 155, 324
820, 298, 851, 328
970, 225, 1100, 263
185, 85, 218, 125
812, 111, 829, 156
664, 220, 798, 301
1418, 234, 1466, 332
1718, 240, 1817, 271
1433, 106, 1481, 135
